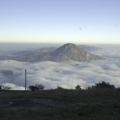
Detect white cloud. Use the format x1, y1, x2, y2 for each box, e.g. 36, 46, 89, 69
0, 45, 120, 90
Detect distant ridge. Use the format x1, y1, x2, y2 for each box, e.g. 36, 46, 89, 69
32, 43, 104, 62
79, 45, 101, 51
0, 43, 104, 62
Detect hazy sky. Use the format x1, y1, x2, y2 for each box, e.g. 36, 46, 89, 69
0, 0, 120, 44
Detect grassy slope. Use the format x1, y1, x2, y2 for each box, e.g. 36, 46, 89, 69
0, 89, 120, 120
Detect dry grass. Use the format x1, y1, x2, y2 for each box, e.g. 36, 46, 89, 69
0, 89, 120, 120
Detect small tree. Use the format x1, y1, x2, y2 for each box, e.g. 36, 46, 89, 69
87, 81, 115, 90
55, 84, 66, 90
2, 86, 11, 90
28, 84, 44, 91
95, 81, 115, 89
56, 86, 64, 90
35, 84, 44, 90
0, 85, 11, 90
75, 85, 81, 90
28, 85, 39, 91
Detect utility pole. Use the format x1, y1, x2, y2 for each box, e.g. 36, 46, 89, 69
25, 69, 27, 92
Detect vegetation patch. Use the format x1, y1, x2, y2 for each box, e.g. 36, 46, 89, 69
0, 81, 120, 119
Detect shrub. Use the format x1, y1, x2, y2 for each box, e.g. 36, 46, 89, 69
75, 85, 81, 90
95, 81, 115, 89
28, 85, 39, 91
0, 85, 11, 90
35, 84, 44, 90
54, 85, 67, 90
87, 81, 115, 90
28, 84, 44, 91
56, 86, 64, 90
2, 86, 11, 90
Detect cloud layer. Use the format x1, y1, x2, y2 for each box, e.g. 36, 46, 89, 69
0, 45, 120, 90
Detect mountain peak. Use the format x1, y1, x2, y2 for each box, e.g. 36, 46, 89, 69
55, 43, 80, 53
47, 43, 104, 62
0, 43, 105, 62
62, 43, 78, 48
64, 43, 76, 46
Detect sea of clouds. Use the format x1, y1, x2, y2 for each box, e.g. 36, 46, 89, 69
0, 45, 120, 90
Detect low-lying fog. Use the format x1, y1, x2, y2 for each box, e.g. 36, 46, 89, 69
0, 44, 120, 90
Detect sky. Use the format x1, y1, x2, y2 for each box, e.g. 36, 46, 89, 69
0, 0, 120, 44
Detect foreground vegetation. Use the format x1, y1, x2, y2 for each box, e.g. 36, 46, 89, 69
0, 81, 120, 119
0, 88, 120, 119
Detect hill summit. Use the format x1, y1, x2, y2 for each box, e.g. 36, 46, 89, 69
35, 43, 104, 62
0, 43, 104, 62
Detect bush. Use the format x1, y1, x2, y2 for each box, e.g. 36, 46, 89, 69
0, 85, 11, 90
28, 84, 44, 91
75, 85, 81, 90
54, 85, 67, 90
56, 86, 64, 90
28, 86, 39, 91
87, 81, 115, 90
